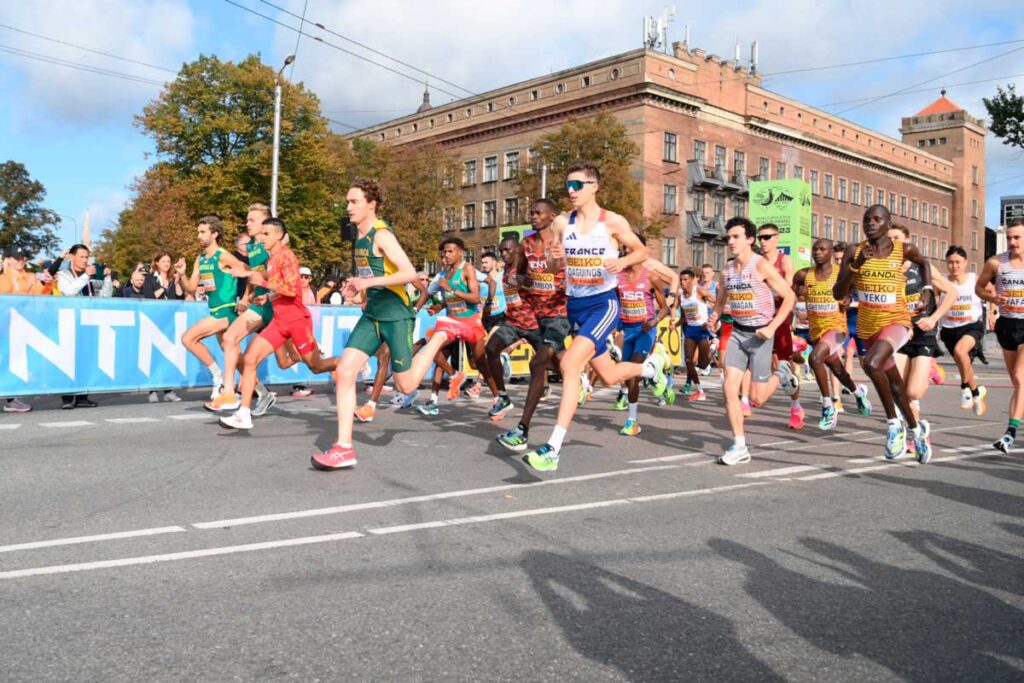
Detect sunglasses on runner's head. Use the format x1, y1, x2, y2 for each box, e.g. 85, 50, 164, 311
565, 179, 597, 192
757, 233, 777, 241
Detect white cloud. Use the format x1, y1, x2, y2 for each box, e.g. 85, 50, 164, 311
0, 0, 195, 127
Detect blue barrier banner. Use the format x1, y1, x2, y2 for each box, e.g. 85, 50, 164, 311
0, 296, 435, 397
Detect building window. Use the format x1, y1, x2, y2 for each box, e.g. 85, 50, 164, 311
918, 140, 926, 148
731, 197, 745, 216
714, 196, 726, 218
900, 195, 907, 217
865, 185, 873, 207
877, 188, 885, 205
793, 165, 803, 181
734, 151, 746, 176
663, 185, 678, 214
691, 241, 705, 270
972, 230, 978, 250
824, 174, 834, 199
838, 219, 847, 242
707, 145, 724, 173
462, 160, 477, 185
812, 213, 819, 236
693, 140, 706, 164
664, 133, 678, 162
712, 242, 725, 271
443, 208, 455, 232
447, 113, 453, 123
530, 90, 538, 101
776, 161, 786, 180
759, 157, 770, 179
483, 201, 497, 227
662, 237, 677, 267
810, 170, 820, 195
888, 192, 896, 214
939, 137, 946, 145
504, 198, 519, 225
824, 215, 833, 239
971, 199, 978, 218
851, 181, 860, 205
911, 198, 918, 220
484, 156, 498, 183
693, 191, 706, 216
851, 222, 860, 242
941, 240, 947, 257
972, 165, 979, 185
931, 238, 938, 258
921, 201, 928, 223
504, 151, 519, 179
581, 75, 591, 87
931, 204, 939, 224
941, 207, 948, 227
838, 178, 847, 202
912, 235, 918, 247
462, 204, 476, 230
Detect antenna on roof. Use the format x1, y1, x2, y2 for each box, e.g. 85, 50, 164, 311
750, 41, 759, 75
643, 5, 675, 53
735, 39, 741, 62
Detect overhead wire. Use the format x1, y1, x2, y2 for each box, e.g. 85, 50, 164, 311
0, 22, 179, 74
0, 44, 166, 86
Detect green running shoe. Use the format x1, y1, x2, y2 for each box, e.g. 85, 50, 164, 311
612, 394, 629, 411
663, 387, 677, 406
619, 419, 641, 436
523, 444, 559, 472
884, 421, 906, 460
681, 382, 693, 396
416, 401, 439, 416
854, 384, 872, 416
644, 348, 669, 397
497, 427, 528, 452
819, 405, 838, 431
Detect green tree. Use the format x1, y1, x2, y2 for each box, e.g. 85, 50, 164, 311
0, 160, 60, 258
513, 113, 665, 235
984, 84, 1024, 150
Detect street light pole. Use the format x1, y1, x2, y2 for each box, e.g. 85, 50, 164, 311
55, 213, 79, 244
540, 164, 548, 199
271, 54, 296, 217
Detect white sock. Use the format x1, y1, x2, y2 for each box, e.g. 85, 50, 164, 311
641, 361, 656, 380
855, 384, 867, 398
549, 425, 567, 453
888, 417, 902, 427
237, 406, 251, 420
628, 402, 638, 420
430, 392, 438, 404
791, 399, 801, 409
734, 435, 746, 449
912, 424, 922, 437
822, 396, 833, 409
208, 363, 222, 381
740, 394, 749, 403
366, 400, 376, 409
910, 399, 920, 413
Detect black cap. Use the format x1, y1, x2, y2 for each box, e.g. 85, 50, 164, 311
4, 246, 30, 259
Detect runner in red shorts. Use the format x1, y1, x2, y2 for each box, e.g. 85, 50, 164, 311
219, 217, 339, 430
757, 223, 802, 428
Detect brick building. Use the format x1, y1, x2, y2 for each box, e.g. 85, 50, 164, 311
349, 43, 986, 272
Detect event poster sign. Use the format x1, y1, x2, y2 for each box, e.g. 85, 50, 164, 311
748, 179, 813, 270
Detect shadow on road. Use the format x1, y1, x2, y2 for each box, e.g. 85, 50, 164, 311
708, 536, 1024, 681
891, 530, 1023, 596
520, 550, 782, 681
866, 471, 1024, 519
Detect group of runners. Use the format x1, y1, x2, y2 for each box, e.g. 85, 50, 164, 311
175, 163, 1020, 474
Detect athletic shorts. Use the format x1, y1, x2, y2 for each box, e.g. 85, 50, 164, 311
621, 322, 656, 360
248, 302, 274, 328
814, 330, 846, 358
346, 315, 416, 369
483, 313, 506, 332
210, 306, 238, 324
795, 328, 812, 344
725, 325, 773, 382
490, 322, 542, 351
537, 316, 571, 354
864, 323, 912, 355
567, 289, 620, 357
260, 314, 316, 355
719, 321, 733, 356
684, 324, 713, 342
899, 333, 940, 359
773, 319, 794, 361
940, 320, 984, 357
995, 316, 1024, 351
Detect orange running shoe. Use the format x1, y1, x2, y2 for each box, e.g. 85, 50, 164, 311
447, 371, 466, 401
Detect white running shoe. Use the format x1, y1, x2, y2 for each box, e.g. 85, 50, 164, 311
252, 390, 277, 417
718, 444, 751, 466
219, 411, 253, 430
776, 363, 799, 398
210, 381, 224, 401
960, 387, 974, 410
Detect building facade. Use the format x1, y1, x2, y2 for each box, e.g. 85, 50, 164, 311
350, 43, 986, 272
1001, 195, 1024, 226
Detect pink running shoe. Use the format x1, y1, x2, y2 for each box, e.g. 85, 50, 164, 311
740, 398, 752, 417
787, 405, 805, 430
311, 444, 357, 471
929, 359, 945, 385
688, 389, 707, 402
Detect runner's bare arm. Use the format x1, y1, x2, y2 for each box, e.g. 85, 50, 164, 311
354, 228, 416, 291
643, 257, 680, 294
181, 255, 202, 296
792, 268, 809, 297
649, 274, 670, 329
781, 254, 796, 285
605, 215, 647, 273
758, 257, 795, 336
697, 285, 717, 306
832, 244, 863, 301
708, 270, 728, 327
924, 272, 957, 325
975, 256, 1004, 305
217, 250, 249, 278
548, 214, 568, 260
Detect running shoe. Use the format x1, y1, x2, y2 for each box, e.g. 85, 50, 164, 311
913, 419, 932, 464
993, 433, 1013, 454
835, 399, 845, 414
740, 398, 752, 417
390, 392, 407, 406
466, 382, 483, 400
787, 405, 805, 430
3, 398, 31, 413
539, 385, 552, 401
355, 403, 376, 423
960, 387, 974, 410
417, 401, 440, 416
252, 390, 277, 417
446, 371, 466, 401
433, 316, 484, 344
819, 405, 838, 431
699, 364, 713, 376
977, 346, 989, 365
643, 347, 669, 397
311, 443, 357, 470
718, 444, 751, 466
210, 381, 224, 401
688, 389, 707, 402
929, 359, 945, 385
500, 352, 512, 383
681, 382, 693, 397
164, 391, 182, 402
884, 422, 906, 460
655, 395, 667, 406
776, 363, 799, 397
619, 419, 641, 436
148, 391, 160, 403
608, 337, 622, 362
663, 387, 677, 406
973, 386, 988, 417
292, 387, 313, 398
219, 411, 253, 430
205, 390, 240, 413
523, 444, 559, 472
578, 372, 593, 405
496, 427, 528, 452
397, 390, 419, 409
489, 395, 513, 420
854, 385, 871, 416
612, 394, 629, 411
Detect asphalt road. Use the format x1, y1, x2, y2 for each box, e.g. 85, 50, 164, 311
0, 364, 1021, 681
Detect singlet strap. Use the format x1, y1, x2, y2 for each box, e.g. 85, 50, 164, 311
598, 209, 606, 223
568, 210, 576, 225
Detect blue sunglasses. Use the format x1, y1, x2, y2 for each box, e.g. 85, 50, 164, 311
565, 179, 597, 192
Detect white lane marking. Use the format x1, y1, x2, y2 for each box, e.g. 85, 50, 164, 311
106, 417, 161, 424
192, 464, 681, 529
796, 452, 994, 481
0, 531, 365, 580
168, 414, 212, 421
737, 464, 828, 479
0, 424, 21, 430
628, 481, 769, 502
628, 451, 705, 464
368, 500, 630, 535
39, 421, 94, 428
0, 526, 186, 554
632, 430, 873, 464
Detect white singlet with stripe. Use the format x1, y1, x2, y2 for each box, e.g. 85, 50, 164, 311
725, 254, 775, 328
563, 210, 619, 298
679, 286, 708, 326
939, 273, 982, 328
996, 252, 1024, 320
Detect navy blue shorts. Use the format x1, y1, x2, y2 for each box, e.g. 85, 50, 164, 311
794, 328, 812, 345
621, 322, 656, 360
568, 289, 620, 357
684, 324, 713, 342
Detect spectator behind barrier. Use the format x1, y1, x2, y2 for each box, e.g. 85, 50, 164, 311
146, 251, 185, 300
0, 246, 43, 413
56, 244, 105, 409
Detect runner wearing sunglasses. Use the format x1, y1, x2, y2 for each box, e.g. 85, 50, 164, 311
756, 224, 802, 428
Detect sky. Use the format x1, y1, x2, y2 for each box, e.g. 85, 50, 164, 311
1, 0, 1022, 253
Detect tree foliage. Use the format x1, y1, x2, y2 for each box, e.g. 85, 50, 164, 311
0, 160, 60, 258
984, 84, 1024, 150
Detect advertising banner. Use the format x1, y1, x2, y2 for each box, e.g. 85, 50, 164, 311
748, 179, 813, 270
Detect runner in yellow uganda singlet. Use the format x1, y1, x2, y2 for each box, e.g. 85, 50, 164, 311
853, 239, 911, 339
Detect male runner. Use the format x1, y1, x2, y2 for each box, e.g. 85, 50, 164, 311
975, 217, 1024, 453
940, 245, 988, 415
521, 162, 668, 472
757, 223, 803, 429
792, 238, 871, 430
833, 205, 934, 462
677, 267, 716, 402
206, 202, 275, 415
311, 179, 482, 470
180, 216, 248, 399
219, 218, 340, 430
480, 250, 507, 332
708, 217, 797, 465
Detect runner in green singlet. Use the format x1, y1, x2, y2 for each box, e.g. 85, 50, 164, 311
180, 216, 249, 400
